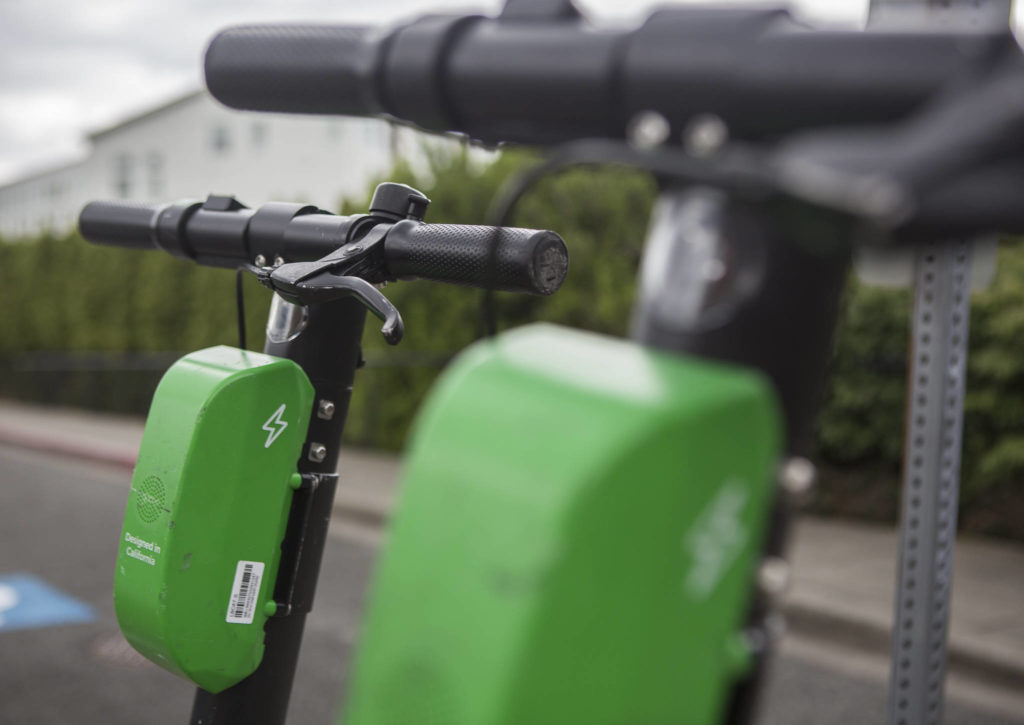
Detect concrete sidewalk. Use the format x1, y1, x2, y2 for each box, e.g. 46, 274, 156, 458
0, 400, 397, 522
1, 399, 1022, 691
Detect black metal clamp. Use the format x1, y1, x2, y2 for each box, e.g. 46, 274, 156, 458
270, 472, 340, 618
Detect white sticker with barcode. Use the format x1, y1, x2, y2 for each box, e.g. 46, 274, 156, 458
225, 560, 265, 624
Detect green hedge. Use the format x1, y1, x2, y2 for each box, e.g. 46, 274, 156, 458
1, 150, 1022, 537
817, 246, 1024, 537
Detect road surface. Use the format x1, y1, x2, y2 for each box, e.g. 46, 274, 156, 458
0, 445, 1019, 725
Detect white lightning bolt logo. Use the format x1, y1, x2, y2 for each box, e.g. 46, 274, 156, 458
262, 404, 289, 448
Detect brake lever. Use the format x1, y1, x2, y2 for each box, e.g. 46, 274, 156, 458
273, 271, 404, 345
247, 224, 405, 345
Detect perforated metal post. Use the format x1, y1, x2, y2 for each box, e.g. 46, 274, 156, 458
864, 0, 1007, 718
886, 242, 972, 725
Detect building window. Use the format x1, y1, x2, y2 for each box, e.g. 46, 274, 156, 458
147, 152, 164, 197
114, 153, 133, 198
211, 125, 231, 154
251, 121, 267, 149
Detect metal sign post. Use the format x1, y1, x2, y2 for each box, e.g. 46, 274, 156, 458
864, 2, 1009, 724
887, 242, 972, 725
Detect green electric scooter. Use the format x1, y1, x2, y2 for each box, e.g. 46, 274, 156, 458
76, 0, 1024, 723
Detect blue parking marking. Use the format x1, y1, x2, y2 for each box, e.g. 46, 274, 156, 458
0, 573, 94, 632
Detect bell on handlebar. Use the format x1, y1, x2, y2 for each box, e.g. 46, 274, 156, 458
369, 182, 430, 222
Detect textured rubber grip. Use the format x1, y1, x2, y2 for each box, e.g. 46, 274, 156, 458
204, 25, 382, 114
79, 201, 161, 249
384, 221, 568, 295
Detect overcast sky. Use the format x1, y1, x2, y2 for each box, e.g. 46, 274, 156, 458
0, 0, 878, 184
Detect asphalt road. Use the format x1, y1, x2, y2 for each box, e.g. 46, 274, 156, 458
0, 445, 1019, 725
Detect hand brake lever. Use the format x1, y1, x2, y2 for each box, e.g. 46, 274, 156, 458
248, 224, 405, 344
272, 272, 403, 344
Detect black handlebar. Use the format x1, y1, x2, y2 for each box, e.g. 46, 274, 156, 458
204, 6, 1018, 145
78, 196, 568, 297
78, 201, 163, 250
385, 221, 567, 295
204, 25, 380, 116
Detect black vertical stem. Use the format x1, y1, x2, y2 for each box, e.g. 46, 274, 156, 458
633, 201, 851, 454
632, 196, 852, 723
235, 268, 248, 350
190, 297, 367, 725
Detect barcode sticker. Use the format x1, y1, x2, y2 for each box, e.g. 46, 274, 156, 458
225, 560, 265, 624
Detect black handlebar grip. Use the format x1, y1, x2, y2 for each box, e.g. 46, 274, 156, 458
204, 25, 382, 114
78, 201, 161, 249
384, 221, 568, 295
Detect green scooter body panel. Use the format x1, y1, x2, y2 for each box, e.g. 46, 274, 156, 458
345, 324, 781, 725
114, 346, 313, 693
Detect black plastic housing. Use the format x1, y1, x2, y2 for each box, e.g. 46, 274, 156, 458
204, 6, 1017, 145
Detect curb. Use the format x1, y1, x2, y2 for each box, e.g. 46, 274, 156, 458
784, 600, 1024, 691
0, 425, 395, 525
0, 425, 138, 471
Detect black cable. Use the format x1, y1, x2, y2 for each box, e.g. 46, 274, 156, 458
235, 267, 247, 350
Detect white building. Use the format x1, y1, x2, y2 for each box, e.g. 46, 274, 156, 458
0, 90, 470, 240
